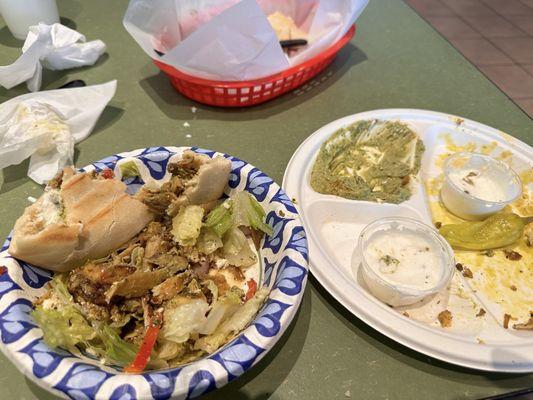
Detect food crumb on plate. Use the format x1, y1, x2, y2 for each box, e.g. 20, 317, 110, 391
185, 134, 192, 139
183, 122, 190, 128
462, 266, 473, 279
438, 310, 453, 328
513, 313, 533, 330
481, 249, 494, 257
503, 249, 522, 261
191, 106, 197, 114
27, 196, 37, 203
503, 313, 511, 329
344, 390, 351, 398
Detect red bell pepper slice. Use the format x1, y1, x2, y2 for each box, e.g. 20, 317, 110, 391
245, 279, 257, 302
101, 169, 114, 179
124, 324, 160, 373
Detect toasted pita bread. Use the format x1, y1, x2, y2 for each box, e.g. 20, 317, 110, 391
8, 168, 153, 272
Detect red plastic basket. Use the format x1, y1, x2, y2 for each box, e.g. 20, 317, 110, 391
154, 25, 356, 107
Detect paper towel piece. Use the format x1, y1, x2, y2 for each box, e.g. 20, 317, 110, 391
123, 0, 368, 81
0, 81, 117, 184
0, 23, 106, 92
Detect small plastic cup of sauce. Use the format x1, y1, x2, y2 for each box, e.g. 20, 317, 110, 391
355, 217, 455, 307
441, 152, 522, 221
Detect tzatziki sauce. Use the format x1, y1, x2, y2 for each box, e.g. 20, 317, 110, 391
448, 168, 506, 202
364, 230, 443, 290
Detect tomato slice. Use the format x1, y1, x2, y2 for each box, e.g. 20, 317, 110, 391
101, 169, 114, 179
245, 279, 257, 301
124, 324, 160, 373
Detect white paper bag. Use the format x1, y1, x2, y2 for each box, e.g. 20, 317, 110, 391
0, 81, 117, 184
123, 0, 368, 81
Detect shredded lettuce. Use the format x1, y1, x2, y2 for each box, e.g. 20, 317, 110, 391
161, 298, 210, 343
96, 325, 137, 366
32, 305, 95, 349
195, 287, 268, 353
32, 275, 94, 349
204, 200, 232, 237
231, 192, 273, 236
171, 205, 204, 246
196, 227, 223, 254
223, 227, 257, 267
51, 274, 73, 303
119, 160, 141, 179
204, 192, 272, 238
199, 286, 243, 335
33, 275, 136, 366
219, 287, 269, 333
156, 340, 184, 361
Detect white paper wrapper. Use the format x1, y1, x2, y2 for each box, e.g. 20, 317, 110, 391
0, 23, 106, 92
123, 0, 368, 81
0, 81, 117, 184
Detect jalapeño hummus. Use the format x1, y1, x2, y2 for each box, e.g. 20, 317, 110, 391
310, 119, 425, 204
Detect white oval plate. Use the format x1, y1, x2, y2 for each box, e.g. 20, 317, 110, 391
282, 109, 533, 373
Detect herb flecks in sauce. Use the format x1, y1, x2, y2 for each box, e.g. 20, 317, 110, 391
310, 120, 425, 204
379, 254, 400, 273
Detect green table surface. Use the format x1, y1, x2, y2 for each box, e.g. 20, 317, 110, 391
0, 0, 532, 399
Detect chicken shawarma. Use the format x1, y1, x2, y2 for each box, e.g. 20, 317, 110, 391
22, 150, 273, 372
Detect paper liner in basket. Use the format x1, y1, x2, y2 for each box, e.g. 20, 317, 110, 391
123, 0, 368, 81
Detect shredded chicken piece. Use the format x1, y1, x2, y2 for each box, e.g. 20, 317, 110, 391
138, 188, 177, 215
152, 273, 189, 304
68, 262, 135, 305
105, 263, 186, 302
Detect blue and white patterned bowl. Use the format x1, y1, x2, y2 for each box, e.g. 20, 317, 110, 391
0, 146, 308, 400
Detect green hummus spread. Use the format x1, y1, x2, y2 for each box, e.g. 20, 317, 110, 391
310, 119, 425, 204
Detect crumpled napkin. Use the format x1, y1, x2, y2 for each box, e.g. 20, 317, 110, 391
0, 23, 107, 92
0, 81, 117, 184
123, 0, 368, 81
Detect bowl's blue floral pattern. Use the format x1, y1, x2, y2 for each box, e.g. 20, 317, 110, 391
0, 147, 308, 400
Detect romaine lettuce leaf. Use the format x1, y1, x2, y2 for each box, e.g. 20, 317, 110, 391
218, 287, 269, 333
32, 305, 95, 349
231, 192, 273, 236
172, 205, 204, 246
222, 227, 257, 267
204, 200, 232, 237
195, 287, 268, 353
197, 227, 223, 254
119, 160, 141, 179
199, 286, 244, 335
161, 298, 210, 343
96, 324, 137, 366
204, 192, 272, 238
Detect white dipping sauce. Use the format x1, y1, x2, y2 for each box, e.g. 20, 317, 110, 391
448, 168, 506, 202
364, 230, 442, 290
